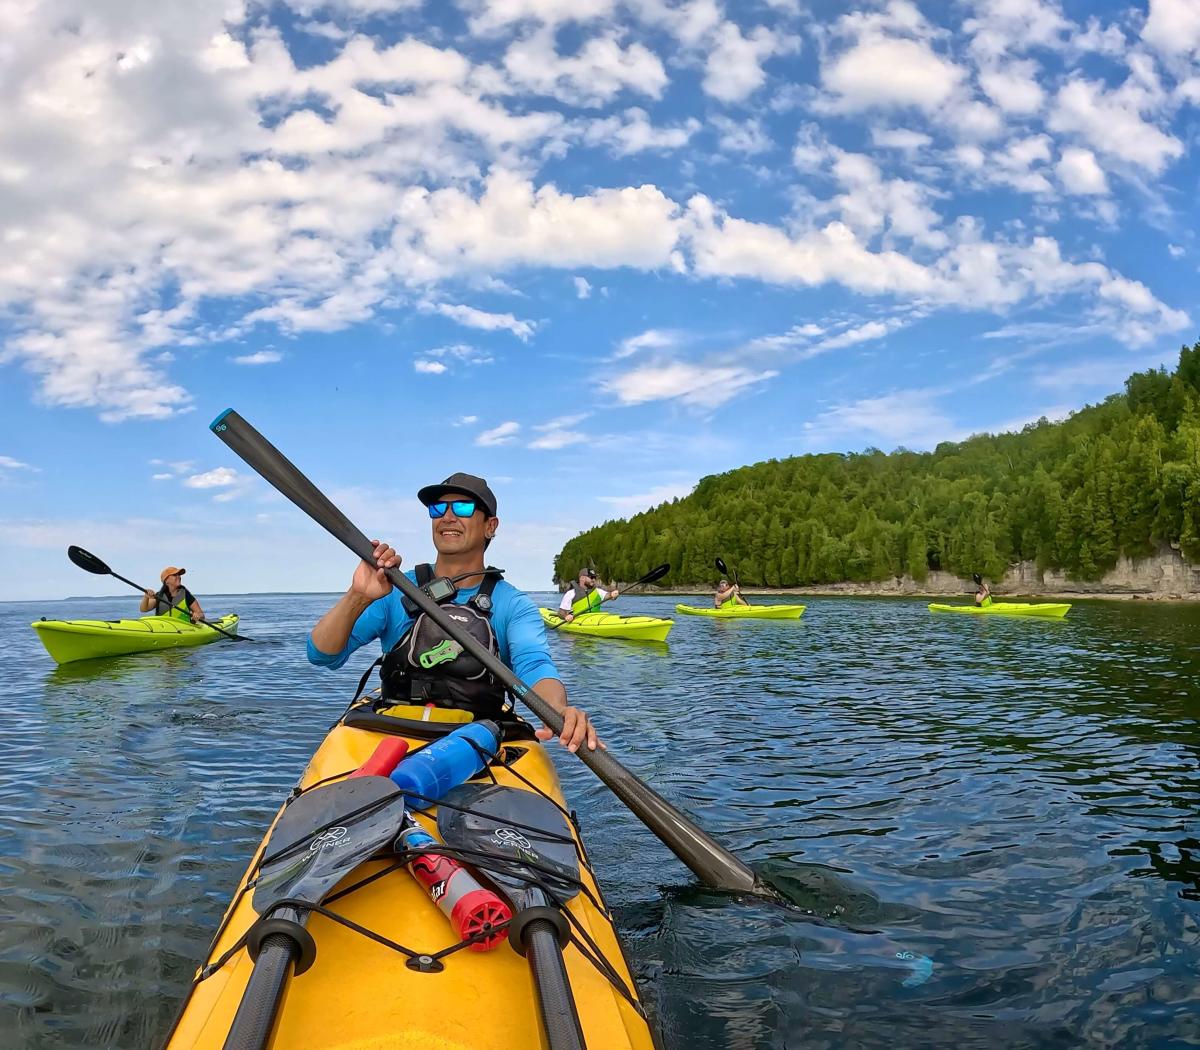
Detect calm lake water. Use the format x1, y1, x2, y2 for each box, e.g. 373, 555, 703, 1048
2, 592, 1199, 1049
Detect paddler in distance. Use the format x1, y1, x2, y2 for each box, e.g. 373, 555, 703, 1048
713, 578, 749, 609
308, 472, 601, 752
558, 566, 620, 623
973, 573, 992, 607
140, 566, 205, 622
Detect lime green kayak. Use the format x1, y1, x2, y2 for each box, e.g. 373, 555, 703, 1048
539, 608, 672, 642
31, 613, 240, 664
928, 602, 1070, 618
675, 603, 806, 619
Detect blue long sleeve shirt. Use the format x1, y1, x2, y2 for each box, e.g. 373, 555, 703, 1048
306, 571, 560, 688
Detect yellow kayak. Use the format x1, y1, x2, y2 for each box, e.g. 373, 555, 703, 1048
162, 703, 655, 1050
674, 604, 805, 620
539, 608, 673, 642
928, 602, 1071, 618
31, 613, 239, 664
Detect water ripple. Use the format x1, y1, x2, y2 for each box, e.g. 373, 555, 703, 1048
1, 593, 1198, 1048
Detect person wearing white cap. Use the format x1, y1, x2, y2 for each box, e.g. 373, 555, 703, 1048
308, 472, 602, 753
139, 566, 205, 622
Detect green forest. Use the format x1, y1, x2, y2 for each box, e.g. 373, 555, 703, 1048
553, 340, 1200, 588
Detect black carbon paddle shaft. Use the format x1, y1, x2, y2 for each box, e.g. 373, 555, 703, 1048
223, 934, 295, 1050
526, 922, 587, 1050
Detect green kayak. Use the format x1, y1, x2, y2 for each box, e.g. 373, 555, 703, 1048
539, 608, 673, 642
675, 604, 806, 620
31, 613, 240, 664
928, 602, 1070, 618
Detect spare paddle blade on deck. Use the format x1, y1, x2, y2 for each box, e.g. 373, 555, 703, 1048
223, 777, 407, 1050
437, 783, 581, 902
439, 784, 586, 1050
68, 546, 114, 576
252, 776, 405, 915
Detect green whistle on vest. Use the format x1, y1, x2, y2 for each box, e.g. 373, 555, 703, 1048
418, 639, 463, 669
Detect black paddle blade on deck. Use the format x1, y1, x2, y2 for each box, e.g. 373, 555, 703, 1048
438, 784, 580, 900
252, 776, 405, 914
68, 546, 111, 575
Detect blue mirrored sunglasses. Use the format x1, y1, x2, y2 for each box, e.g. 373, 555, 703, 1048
427, 499, 478, 519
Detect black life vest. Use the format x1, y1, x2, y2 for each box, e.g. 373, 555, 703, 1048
377, 564, 511, 720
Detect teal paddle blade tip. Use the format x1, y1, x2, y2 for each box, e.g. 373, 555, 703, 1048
210, 408, 234, 431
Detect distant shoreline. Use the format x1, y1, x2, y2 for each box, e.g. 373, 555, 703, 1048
647, 587, 1200, 604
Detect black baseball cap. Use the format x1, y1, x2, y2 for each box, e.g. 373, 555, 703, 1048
417, 472, 497, 517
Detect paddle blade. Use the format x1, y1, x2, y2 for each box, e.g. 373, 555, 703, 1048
438, 784, 580, 900
252, 777, 405, 914
715, 557, 729, 577
68, 546, 112, 576
632, 563, 670, 588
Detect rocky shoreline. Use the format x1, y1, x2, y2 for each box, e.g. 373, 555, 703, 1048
627, 548, 1200, 603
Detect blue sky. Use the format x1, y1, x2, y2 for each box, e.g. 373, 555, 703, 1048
1, 0, 1197, 600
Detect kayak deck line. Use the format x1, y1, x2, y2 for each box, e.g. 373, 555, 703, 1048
162, 703, 656, 1050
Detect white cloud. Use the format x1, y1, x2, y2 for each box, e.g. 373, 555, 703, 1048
686, 195, 936, 296
151, 472, 174, 481
476, 420, 521, 445
583, 107, 700, 156
0, 455, 38, 473
822, 36, 965, 113
978, 61, 1045, 115
232, 349, 284, 365
1056, 147, 1109, 195
184, 467, 241, 489
1141, 0, 1200, 58
829, 149, 947, 248
1168, 244, 1185, 258
453, 415, 479, 426
464, 0, 618, 34
400, 169, 682, 272
870, 127, 932, 150
604, 361, 778, 408
502, 30, 667, 106
703, 23, 786, 103
613, 328, 679, 359
282, 0, 424, 14
597, 481, 693, 512
573, 276, 592, 298
1048, 76, 1183, 175
529, 413, 589, 446
415, 342, 494, 373
805, 389, 964, 451
428, 302, 535, 340
964, 0, 1070, 59
810, 318, 906, 353
711, 114, 772, 154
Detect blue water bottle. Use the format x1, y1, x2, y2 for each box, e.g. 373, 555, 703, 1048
389, 720, 501, 810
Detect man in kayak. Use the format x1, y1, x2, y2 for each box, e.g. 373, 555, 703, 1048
973, 573, 992, 607
713, 579, 749, 609
558, 567, 620, 623
140, 567, 205, 622
308, 472, 601, 753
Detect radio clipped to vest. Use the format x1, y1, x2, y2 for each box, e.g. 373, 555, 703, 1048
376, 564, 513, 721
